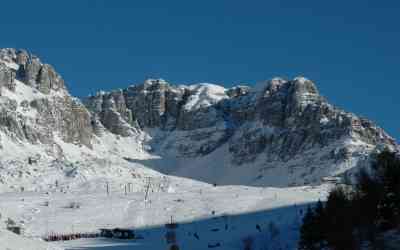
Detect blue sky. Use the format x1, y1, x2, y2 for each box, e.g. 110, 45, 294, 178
0, 1, 398, 140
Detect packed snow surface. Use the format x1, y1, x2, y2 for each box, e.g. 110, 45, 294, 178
0, 175, 331, 250
0, 228, 61, 250
0, 121, 333, 249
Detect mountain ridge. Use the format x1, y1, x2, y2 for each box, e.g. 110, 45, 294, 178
0, 48, 397, 191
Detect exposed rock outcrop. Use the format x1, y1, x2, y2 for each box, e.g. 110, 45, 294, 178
14, 49, 66, 93
0, 62, 16, 92
0, 48, 92, 150
84, 76, 396, 171
83, 76, 397, 187
0, 48, 397, 187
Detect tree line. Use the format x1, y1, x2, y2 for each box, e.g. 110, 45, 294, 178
299, 150, 400, 250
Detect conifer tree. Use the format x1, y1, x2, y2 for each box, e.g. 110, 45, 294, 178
298, 206, 316, 250
375, 151, 400, 229
324, 186, 356, 250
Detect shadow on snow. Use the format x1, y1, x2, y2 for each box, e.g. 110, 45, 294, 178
63, 202, 315, 250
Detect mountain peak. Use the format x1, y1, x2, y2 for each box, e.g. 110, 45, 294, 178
253, 77, 287, 93
0, 48, 397, 192
292, 76, 319, 94
0, 48, 66, 94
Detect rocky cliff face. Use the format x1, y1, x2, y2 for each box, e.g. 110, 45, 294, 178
84, 75, 397, 185
85, 77, 396, 160
0, 48, 397, 188
0, 48, 93, 151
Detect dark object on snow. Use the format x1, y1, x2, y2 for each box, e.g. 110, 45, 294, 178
169, 244, 180, 250
165, 222, 179, 229
28, 157, 38, 165
7, 226, 23, 235
208, 242, 221, 248
256, 224, 261, 232
100, 228, 135, 239
44, 232, 100, 242
165, 231, 177, 244
166, 216, 179, 229
100, 229, 113, 238
194, 232, 200, 240
243, 236, 254, 250
113, 228, 135, 239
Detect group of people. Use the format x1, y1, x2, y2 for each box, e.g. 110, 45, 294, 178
44, 232, 99, 242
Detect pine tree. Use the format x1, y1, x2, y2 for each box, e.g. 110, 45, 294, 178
324, 186, 356, 250
298, 206, 316, 250
299, 204, 328, 250
298, 151, 400, 249
375, 150, 400, 229
313, 200, 325, 245
353, 169, 381, 242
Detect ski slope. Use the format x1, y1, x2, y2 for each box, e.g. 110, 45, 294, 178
0, 228, 61, 250
0, 172, 331, 250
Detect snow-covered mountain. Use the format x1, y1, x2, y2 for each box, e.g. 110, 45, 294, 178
0, 48, 398, 250
0, 48, 397, 192
83, 72, 397, 187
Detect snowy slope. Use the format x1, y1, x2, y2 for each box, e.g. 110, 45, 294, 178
0, 229, 61, 250
0, 48, 398, 249
183, 83, 228, 111
0, 177, 331, 250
